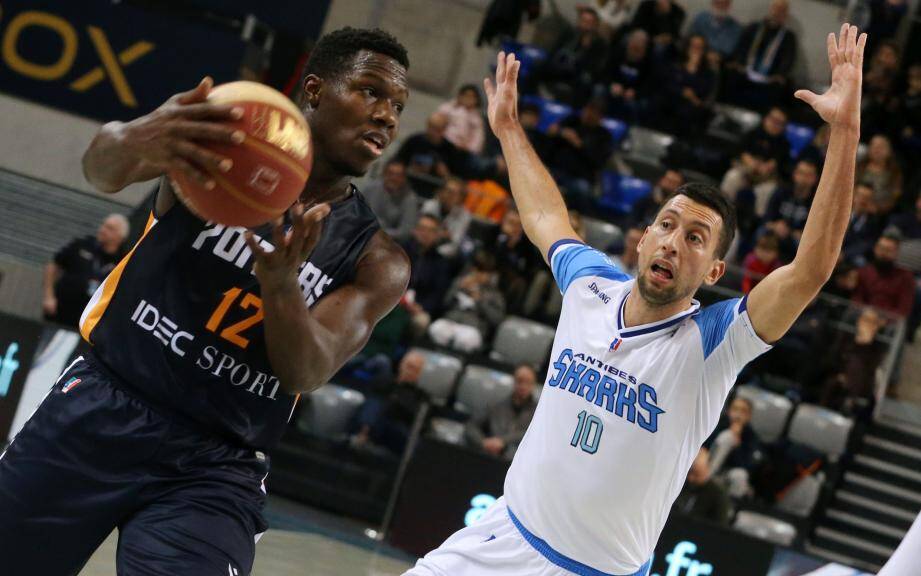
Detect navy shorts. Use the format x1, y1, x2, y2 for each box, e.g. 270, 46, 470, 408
0, 354, 268, 576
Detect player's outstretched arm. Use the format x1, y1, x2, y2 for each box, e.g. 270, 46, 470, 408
747, 24, 866, 344
484, 52, 579, 264
82, 77, 242, 195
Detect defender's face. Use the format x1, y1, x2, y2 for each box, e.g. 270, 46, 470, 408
306, 50, 409, 177
636, 195, 725, 307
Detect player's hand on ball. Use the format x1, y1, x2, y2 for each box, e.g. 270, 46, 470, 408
794, 24, 866, 130
118, 76, 245, 189
484, 51, 522, 134
245, 203, 330, 292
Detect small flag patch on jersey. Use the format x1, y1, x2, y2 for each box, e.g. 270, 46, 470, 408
609, 338, 622, 352
62, 377, 82, 394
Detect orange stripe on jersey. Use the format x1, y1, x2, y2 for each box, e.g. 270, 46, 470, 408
79, 212, 157, 343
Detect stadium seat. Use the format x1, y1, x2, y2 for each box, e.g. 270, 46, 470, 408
787, 404, 854, 459
429, 417, 467, 445
710, 104, 762, 135
785, 123, 816, 159
776, 471, 825, 517
454, 365, 515, 421
625, 126, 675, 162
499, 40, 547, 80
296, 384, 365, 441
599, 171, 653, 215
733, 511, 797, 546
411, 348, 464, 406
523, 95, 574, 133
582, 217, 623, 252
735, 385, 793, 443
490, 316, 556, 368
601, 117, 629, 146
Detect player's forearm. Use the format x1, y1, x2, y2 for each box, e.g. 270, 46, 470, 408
494, 125, 572, 248
82, 122, 155, 194
261, 280, 334, 394
790, 125, 860, 287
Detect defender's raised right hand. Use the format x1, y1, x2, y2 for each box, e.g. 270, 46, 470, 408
484, 52, 522, 135
116, 77, 245, 189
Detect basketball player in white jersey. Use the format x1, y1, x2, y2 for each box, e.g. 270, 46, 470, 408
406, 24, 867, 576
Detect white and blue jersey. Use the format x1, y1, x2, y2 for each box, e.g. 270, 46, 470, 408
503, 239, 772, 575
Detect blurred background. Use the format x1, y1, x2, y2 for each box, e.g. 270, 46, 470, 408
1, 0, 920, 575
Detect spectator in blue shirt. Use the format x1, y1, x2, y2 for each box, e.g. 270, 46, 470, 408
687, 0, 742, 59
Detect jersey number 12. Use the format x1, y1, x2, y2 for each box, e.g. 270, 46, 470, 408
571, 410, 603, 454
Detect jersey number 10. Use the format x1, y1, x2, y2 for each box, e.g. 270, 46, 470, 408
571, 410, 603, 454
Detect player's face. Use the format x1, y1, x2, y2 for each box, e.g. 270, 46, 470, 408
306, 50, 408, 178
636, 195, 726, 307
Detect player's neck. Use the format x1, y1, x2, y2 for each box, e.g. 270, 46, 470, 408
623, 290, 693, 328
302, 162, 353, 205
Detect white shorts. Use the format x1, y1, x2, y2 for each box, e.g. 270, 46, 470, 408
403, 497, 652, 576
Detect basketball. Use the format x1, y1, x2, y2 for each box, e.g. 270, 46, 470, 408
170, 81, 313, 228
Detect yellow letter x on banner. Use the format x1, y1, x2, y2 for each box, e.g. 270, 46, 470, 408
70, 26, 154, 108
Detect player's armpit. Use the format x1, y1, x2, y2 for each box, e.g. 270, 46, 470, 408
745, 263, 823, 344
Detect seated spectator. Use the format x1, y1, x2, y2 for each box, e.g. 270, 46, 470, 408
533, 6, 608, 106
896, 64, 921, 155
688, 0, 743, 60
673, 448, 732, 525
720, 106, 789, 213
707, 396, 764, 499
742, 232, 781, 294
857, 134, 903, 214
465, 364, 538, 459
630, 0, 686, 56
476, 0, 541, 47
601, 29, 654, 123
865, 0, 909, 52
350, 352, 429, 456
394, 112, 456, 179
429, 251, 506, 353
590, 0, 635, 40
546, 98, 613, 212
819, 307, 887, 417
724, 0, 797, 111
523, 211, 587, 322
518, 102, 553, 162
363, 160, 418, 243
610, 225, 643, 277
654, 34, 717, 136
862, 41, 903, 140
402, 215, 455, 335
887, 194, 921, 273
421, 177, 473, 259
494, 209, 542, 314
464, 178, 512, 224
437, 84, 486, 155
43, 213, 129, 327
631, 168, 685, 225
762, 159, 819, 261
824, 261, 859, 300
853, 232, 915, 320
843, 183, 883, 266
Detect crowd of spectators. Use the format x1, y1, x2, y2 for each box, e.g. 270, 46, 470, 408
331, 0, 921, 459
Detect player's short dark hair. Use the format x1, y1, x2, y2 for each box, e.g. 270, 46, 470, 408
304, 27, 409, 83
661, 183, 737, 259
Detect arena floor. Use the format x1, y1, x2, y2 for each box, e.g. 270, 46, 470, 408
79, 496, 415, 576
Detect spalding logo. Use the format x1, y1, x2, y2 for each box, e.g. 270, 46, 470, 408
265, 110, 310, 160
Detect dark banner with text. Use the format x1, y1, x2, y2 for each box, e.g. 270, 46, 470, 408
0, 0, 247, 121
0, 313, 44, 441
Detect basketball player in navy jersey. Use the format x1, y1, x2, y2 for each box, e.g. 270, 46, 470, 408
0, 28, 411, 575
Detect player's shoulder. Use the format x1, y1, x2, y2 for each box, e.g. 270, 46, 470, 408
355, 230, 411, 297
550, 239, 631, 292
690, 296, 748, 357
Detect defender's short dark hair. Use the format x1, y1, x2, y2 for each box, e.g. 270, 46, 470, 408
304, 27, 409, 83
661, 183, 737, 259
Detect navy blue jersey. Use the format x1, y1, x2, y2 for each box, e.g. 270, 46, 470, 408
79, 185, 380, 449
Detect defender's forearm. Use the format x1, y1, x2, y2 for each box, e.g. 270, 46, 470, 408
791, 125, 860, 285
494, 125, 571, 245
